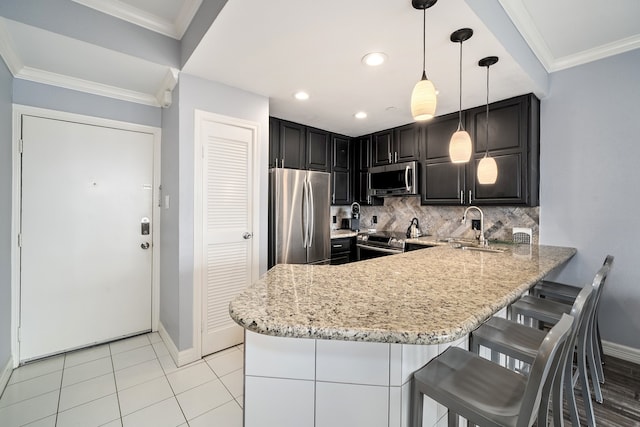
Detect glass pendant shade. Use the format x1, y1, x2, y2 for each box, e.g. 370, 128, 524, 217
411, 73, 437, 121
477, 155, 498, 184
449, 130, 472, 163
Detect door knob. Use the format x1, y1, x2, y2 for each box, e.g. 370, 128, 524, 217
242, 232, 253, 240
141, 242, 150, 249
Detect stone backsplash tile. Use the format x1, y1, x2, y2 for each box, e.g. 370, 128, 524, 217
331, 197, 539, 244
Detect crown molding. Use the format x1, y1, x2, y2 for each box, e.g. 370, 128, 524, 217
71, 0, 202, 40
0, 19, 24, 75
17, 66, 162, 106
155, 67, 180, 107
497, 0, 555, 72
550, 34, 640, 72
499, 0, 640, 73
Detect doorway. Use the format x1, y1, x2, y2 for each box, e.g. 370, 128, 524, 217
12, 106, 161, 364
194, 110, 260, 356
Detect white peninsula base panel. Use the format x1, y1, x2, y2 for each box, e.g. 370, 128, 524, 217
243, 330, 469, 427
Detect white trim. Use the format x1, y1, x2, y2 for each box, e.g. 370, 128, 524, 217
193, 110, 261, 358
498, 0, 640, 73
71, 0, 202, 40
11, 104, 162, 365
16, 66, 162, 107
0, 355, 13, 396
603, 340, 640, 365
158, 322, 199, 367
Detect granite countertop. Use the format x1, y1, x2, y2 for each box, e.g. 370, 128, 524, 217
330, 230, 358, 239
229, 244, 576, 345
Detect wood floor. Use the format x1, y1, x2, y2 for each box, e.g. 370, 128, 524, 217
561, 356, 640, 426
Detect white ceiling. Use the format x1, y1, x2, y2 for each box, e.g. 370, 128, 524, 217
1, 0, 638, 135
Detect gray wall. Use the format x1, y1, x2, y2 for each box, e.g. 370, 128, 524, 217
0, 0, 179, 67
160, 83, 181, 345
539, 49, 640, 350
0, 59, 13, 370
160, 74, 269, 351
13, 80, 161, 128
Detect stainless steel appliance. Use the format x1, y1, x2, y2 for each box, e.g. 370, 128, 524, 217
356, 231, 407, 261
350, 202, 360, 231
368, 161, 418, 197
269, 168, 331, 267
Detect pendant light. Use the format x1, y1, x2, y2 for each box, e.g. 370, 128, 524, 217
410, 0, 438, 121
477, 56, 499, 184
449, 28, 473, 163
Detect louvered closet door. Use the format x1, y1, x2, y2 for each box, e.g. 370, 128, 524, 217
201, 118, 256, 355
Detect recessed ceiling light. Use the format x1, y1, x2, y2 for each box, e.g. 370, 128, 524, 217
294, 91, 309, 100
355, 112, 367, 119
362, 52, 387, 66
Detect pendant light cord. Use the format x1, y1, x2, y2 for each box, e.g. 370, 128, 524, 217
484, 64, 490, 157
457, 40, 463, 131
422, 9, 426, 74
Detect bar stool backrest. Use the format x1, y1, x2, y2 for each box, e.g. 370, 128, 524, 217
517, 313, 574, 427
593, 255, 614, 318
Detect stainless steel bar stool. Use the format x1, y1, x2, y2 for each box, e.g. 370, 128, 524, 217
508, 261, 613, 427
411, 314, 574, 427
533, 255, 614, 385
471, 283, 594, 427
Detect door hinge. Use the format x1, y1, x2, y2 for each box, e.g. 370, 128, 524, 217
17, 327, 21, 342
202, 145, 205, 159
18, 233, 22, 248
18, 139, 23, 154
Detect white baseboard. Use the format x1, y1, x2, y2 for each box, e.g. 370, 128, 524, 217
603, 340, 640, 365
1, 356, 13, 397
158, 322, 200, 368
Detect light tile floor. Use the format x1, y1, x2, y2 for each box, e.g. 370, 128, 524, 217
0, 333, 244, 427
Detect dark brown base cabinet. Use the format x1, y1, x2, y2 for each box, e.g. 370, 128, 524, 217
421, 93, 539, 206
330, 237, 354, 264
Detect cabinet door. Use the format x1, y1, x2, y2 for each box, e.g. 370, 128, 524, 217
421, 160, 465, 205
357, 136, 371, 170
422, 113, 466, 205
306, 128, 330, 171
471, 153, 524, 204
279, 121, 305, 169
371, 130, 392, 166
394, 123, 420, 162
269, 117, 281, 168
332, 170, 351, 205
332, 135, 351, 171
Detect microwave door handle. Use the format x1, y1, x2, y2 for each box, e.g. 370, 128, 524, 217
405, 165, 410, 191
308, 179, 314, 246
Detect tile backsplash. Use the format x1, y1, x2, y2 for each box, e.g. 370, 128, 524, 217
331, 196, 539, 244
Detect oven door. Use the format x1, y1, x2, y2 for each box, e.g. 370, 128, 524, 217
356, 243, 403, 261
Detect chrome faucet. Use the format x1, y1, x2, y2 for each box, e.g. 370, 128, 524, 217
462, 206, 487, 247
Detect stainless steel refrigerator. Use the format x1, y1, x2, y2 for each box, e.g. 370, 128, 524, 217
268, 168, 331, 267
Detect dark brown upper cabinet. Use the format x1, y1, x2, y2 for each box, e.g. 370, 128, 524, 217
420, 93, 539, 206
306, 127, 331, 172
371, 123, 420, 167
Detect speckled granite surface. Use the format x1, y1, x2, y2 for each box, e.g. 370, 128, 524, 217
229, 244, 576, 345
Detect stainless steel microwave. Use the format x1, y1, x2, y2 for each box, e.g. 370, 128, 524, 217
368, 161, 419, 197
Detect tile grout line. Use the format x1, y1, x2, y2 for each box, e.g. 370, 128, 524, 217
109, 339, 124, 426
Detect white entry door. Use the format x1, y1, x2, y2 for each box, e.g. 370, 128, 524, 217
20, 115, 154, 362
197, 112, 258, 356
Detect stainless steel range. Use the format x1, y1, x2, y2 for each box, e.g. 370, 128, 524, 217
356, 231, 407, 260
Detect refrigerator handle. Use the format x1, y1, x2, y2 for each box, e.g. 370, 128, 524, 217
302, 178, 308, 248
308, 179, 315, 246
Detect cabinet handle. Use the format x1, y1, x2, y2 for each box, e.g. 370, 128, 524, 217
395, 152, 398, 163
332, 244, 343, 248
460, 190, 464, 205
367, 173, 372, 204
274, 157, 279, 168
332, 193, 335, 204
281, 158, 284, 168
468, 190, 472, 204
388, 151, 392, 164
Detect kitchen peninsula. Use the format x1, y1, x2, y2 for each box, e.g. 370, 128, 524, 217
230, 244, 576, 427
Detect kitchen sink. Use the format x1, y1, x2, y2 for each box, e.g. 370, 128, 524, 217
440, 238, 507, 253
